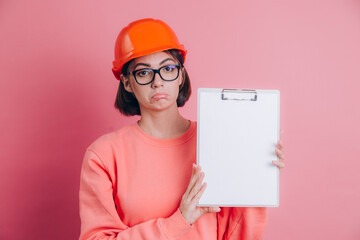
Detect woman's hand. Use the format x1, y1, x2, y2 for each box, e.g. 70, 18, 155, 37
272, 130, 285, 171
179, 164, 221, 225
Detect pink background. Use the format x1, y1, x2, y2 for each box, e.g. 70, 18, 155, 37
1, 0, 359, 239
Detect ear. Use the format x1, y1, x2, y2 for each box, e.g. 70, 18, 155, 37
120, 74, 133, 93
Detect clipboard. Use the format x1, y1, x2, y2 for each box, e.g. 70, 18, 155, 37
197, 88, 280, 207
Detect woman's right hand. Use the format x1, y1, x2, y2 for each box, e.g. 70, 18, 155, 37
179, 164, 221, 225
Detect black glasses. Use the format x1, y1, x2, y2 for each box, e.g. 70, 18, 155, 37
131, 64, 181, 85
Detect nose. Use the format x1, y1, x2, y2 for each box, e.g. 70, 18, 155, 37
151, 72, 164, 88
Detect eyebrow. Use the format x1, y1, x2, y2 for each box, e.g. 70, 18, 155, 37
133, 58, 175, 70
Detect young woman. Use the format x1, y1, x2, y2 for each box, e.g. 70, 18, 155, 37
79, 18, 285, 240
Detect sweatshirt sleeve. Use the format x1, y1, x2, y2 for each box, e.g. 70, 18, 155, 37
217, 207, 268, 240
79, 150, 193, 240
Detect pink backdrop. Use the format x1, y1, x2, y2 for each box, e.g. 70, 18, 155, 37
1, 0, 359, 239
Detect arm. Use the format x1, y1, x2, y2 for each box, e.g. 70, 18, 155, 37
79, 150, 193, 240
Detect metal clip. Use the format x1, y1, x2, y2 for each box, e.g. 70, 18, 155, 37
221, 89, 257, 101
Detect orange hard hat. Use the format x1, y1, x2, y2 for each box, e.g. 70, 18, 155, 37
112, 18, 187, 80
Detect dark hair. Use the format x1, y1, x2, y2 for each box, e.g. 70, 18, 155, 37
114, 49, 191, 116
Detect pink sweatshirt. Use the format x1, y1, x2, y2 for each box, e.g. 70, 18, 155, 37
79, 120, 267, 240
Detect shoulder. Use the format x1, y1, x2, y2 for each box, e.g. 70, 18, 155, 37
85, 123, 136, 163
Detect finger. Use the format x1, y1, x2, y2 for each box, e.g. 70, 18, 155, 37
185, 164, 199, 194
275, 148, 284, 160
272, 160, 285, 170
277, 140, 284, 151
188, 172, 205, 200
200, 206, 221, 215
191, 181, 207, 204
211, 206, 221, 212
190, 165, 201, 187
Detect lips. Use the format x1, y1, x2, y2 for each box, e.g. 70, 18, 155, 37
152, 93, 168, 100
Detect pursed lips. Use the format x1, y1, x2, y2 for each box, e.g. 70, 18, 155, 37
151, 93, 168, 99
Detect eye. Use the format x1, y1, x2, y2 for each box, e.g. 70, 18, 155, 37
163, 65, 176, 72
136, 69, 151, 77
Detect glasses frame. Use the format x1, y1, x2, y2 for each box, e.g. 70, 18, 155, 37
131, 64, 181, 85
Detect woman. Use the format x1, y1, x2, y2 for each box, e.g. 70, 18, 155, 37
79, 18, 285, 240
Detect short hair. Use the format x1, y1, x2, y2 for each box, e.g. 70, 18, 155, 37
114, 49, 191, 116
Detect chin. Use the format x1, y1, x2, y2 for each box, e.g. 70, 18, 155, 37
145, 100, 177, 112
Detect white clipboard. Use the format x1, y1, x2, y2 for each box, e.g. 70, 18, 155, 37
197, 88, 280, 207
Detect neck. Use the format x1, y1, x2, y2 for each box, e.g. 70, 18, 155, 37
137, 104, 190, 139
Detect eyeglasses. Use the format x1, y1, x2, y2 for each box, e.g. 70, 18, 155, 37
131, 64, 181, 85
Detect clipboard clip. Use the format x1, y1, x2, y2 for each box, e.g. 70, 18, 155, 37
221, 89, 258, 101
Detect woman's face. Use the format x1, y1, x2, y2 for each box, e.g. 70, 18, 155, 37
121, 51, 183, 114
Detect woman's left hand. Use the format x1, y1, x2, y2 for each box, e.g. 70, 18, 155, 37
272, 130, 285, 171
